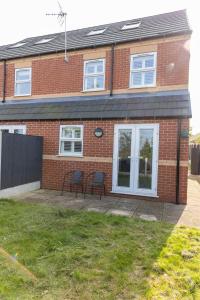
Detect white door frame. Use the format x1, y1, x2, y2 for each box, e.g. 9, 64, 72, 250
112, 123, 159, 197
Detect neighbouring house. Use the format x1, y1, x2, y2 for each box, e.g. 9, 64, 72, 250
0, 10, 192, 204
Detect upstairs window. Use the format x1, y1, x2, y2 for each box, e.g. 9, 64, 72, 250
59, 125, 83, 156
130, 52, 157, 88
83, 59, 105, 91
15, 68, 31, 96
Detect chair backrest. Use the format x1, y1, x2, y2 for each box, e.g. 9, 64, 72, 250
93, 172, 105, 185
71, 170, 83, 183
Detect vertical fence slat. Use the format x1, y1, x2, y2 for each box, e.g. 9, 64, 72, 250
191, 144, 200, 175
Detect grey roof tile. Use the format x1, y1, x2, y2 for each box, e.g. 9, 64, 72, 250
0, 90, 191, 120
0, 10, 191, 61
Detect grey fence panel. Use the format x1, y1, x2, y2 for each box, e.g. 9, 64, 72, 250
191, 144, 200, 175
1, 133, 43, 190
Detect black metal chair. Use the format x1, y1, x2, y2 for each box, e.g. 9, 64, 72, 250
61, 170, 84, 197
84, 171, 106, 200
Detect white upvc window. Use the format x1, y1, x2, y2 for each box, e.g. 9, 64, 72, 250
59, 125, 83, 157
130, 52, 157, 88
15, 68, 32, 96
0, 125, 26, 134
83, 59, 105, 91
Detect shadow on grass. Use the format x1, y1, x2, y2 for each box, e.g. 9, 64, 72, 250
0, 200, 199, 299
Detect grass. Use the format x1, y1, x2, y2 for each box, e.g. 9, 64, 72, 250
0, 199, 199, 299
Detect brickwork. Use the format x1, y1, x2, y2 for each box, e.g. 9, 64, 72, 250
0, 118, 189, 203
0, 36, 190, 98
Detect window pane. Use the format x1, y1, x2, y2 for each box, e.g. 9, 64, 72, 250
74, 141, 82, 153
131, 72, 142, 86
74, 128, 81, 138
16, 69, 30, 81
85, 76, 95, 90
132, 57, 143, 69
85, 62, 96, 74
96, 76, 104, 89
145, 55, 154, 68
15, 82, 31, 95
144, 71, 154, 85
118, 129, 132, 187
96, 61, 103, 73
14, 129, 23, 134
61, 141, 72, 153
138, 129, 153, 189
62, 128, 72, 138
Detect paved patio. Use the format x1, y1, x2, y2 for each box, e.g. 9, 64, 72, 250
15, 178, 200, 228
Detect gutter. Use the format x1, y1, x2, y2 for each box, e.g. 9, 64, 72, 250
2, 60, 6, 103
176, 118, 181, 204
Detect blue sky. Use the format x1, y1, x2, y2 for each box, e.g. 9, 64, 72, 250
0, 0, 199, 133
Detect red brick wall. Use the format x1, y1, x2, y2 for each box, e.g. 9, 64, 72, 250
157, 40, 190, 86
0, 37, 190, 98
0, 118, 189, 204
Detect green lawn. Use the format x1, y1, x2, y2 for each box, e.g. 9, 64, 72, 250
0, 199, 199, 299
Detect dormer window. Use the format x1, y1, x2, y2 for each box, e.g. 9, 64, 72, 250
34, 38, 53, 45
10, 42, 26, 48
87, 29, 106, 36
121, 22, 141, 30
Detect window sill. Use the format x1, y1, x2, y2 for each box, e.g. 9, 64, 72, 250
14, 94, 32, 97
57, 154, 83, 158
128, 85, 156, 89
82, 89, 106, 93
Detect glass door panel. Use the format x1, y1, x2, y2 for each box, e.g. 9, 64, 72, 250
113, 124, 158, 196
117, 129, 132, 187
137, 129, 153, 190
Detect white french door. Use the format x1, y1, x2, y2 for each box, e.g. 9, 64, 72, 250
112, 124, 159, 197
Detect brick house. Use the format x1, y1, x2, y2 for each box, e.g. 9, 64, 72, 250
0, 10, 192, 204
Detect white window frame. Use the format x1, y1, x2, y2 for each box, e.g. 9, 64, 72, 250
112, 123, 159, 197
59, 125, 84, 157
0, 125, 26, 134
129, 52, 157, 88
15, 68, 32, 96
83, 59, 105, 92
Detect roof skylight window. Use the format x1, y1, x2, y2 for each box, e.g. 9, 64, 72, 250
87, 28, 106, 36
10, 42, 27, 48
121, 22, 141, 30
34, 38, 53, 45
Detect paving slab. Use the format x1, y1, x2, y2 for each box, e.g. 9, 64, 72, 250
139, 214, 158, 221
11, 178, 200, 228
107, 209, 133, 217
86, 207, 108, 213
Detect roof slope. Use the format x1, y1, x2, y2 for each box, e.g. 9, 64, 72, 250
0, 9, 191, 61
0, 90, 191, 120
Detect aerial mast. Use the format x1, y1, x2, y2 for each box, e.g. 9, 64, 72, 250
46, 2, 68, 62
